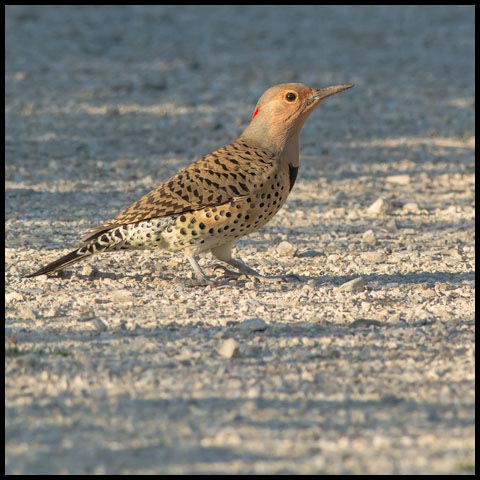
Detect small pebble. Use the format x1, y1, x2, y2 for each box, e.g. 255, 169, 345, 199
80, 265, 98, 277
337, 277, 365, 293
92, 318, 107, 332
43, 308, 57, 318
18, 307, 36, 321
385, 219, 398, 232
5, 292, 24, 303
366, 198, 389, 216
218, 338, 240, 358
362, 229, 377, 244
110, 289, 134, 303
386, 174, 411, 185
276, 241, 297, 257
402, 202, 420, 213
302, 337, 315, 347
362, 251, 386, 263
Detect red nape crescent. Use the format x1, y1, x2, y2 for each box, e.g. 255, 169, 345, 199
252, 107, 260, 119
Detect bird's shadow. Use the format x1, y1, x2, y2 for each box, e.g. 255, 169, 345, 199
45, 267, 474, 290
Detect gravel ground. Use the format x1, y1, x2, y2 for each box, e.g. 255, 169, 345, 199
5, 5, 475, 475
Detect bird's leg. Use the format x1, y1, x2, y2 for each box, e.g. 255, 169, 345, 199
214, 258, 299, 283
211, 243, 261, 279
217, 258, 261, 277
211, 243, 300, 283
186, 255, 213, 286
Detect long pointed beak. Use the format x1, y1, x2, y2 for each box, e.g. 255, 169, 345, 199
310, 84, 354, 103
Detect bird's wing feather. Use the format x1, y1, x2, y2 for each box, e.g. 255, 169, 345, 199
82, 140, 277, 241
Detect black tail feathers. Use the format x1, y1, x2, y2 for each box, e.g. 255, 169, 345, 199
25, 249, 92, 278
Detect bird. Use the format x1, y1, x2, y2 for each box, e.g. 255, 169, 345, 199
26, 82, 353, 283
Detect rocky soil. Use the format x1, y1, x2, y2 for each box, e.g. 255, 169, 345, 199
5, 5, 475, 474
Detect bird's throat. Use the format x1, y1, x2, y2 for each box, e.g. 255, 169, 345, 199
240, 121, 301, 168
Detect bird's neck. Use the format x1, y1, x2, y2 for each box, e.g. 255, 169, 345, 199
239, 123, 301, 168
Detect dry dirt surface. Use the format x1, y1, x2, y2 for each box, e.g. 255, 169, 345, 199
5, 5, 475, 475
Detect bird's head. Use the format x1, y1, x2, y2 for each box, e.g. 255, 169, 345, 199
242, 82, 353, 153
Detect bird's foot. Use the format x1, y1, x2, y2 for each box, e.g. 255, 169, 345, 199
184, 277, 213, 287
254, 273, 300, 284
213, 265, 300, 284
184, 272, 231, 288
213, 264, 254, 281
185, 255, 230, 287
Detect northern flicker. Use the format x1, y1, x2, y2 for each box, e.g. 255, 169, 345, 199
26, 82, 352, 282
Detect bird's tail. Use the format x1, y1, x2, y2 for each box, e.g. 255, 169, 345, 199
25, 217, 176, 278
24, 248, 94, 277
25, 226, 124, 278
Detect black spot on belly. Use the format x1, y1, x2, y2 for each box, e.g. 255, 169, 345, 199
289, 164, 299, 192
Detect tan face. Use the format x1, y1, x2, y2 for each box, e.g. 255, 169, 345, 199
252, 83, 313, 122
251, 82, 353, 131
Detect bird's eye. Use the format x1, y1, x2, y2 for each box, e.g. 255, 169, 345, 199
285, 92, 297, 102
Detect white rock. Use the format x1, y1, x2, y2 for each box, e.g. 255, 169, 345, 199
386, 174, 411, 185
367, 198, 388, 215
277, 241, 297, 257
80, 265, 98, 277
18, 307, 36, 320
302, 337, 315, 347
5, 292, 24, 303
218, 338, 240, 358
110, 289, 134, 303
92, 318, 107, 332
43, 308, 57, 318
362, 229, 377, 244
337, 277, 365, 293
362, 251, 386, 263
402, 202, 420, 213
361, 301, 371, 312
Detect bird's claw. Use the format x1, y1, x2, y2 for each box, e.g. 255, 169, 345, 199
213, 264, 243, 279
213, 264, 262, 283
212, 265, 300, 284
184, 277, 212, 287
